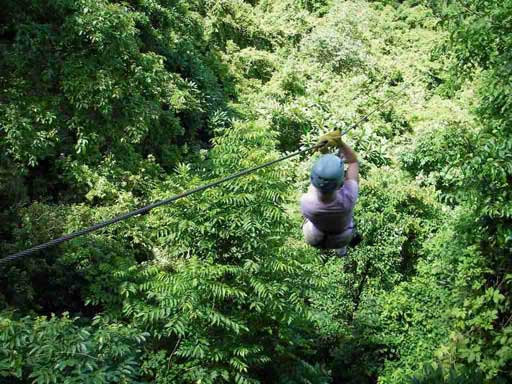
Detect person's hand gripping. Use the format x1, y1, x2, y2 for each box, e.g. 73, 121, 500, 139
317, 131, 343, 154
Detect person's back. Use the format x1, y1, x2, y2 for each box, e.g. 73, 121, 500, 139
300, 131, 360, 255
300, 179, 358, 234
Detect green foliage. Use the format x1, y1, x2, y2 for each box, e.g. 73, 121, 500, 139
408, 365, 487, 384
126, 120, 325, 382
0, 0, 230, 215
419, 1, 512, 380
307, 166, 444, 382
299, 3, 370, 74
0, 312, 147, 383
361, 239, 455, 382
2, 0, 512, 382
400, 114, 476, 204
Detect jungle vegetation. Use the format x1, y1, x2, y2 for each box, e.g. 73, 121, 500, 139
0, 0, 511, 383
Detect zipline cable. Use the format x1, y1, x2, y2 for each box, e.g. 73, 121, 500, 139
1, 76, 418, 266
342, 75, 417, 135
0, 143, 324, 265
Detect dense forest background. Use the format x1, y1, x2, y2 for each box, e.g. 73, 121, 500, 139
1, 0, 511, 382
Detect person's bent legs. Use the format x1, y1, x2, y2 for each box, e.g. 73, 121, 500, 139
303, 221, 354, 256
302, 220, 326, 248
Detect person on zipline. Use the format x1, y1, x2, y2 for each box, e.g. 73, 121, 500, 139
300, 131, 360, 256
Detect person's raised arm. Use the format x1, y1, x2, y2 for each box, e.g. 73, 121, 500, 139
338, 142, 359, 183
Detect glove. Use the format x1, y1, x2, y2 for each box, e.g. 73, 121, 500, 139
317, 131, 343, 153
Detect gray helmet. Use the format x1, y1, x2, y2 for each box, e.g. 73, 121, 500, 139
310, 154, 344, 193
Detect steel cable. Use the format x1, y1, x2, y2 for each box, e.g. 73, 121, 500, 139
1, 76, 418, 265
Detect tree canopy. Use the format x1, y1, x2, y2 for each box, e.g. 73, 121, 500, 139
1, 1, 511, 383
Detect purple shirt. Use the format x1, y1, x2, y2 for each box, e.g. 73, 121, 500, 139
300, 180, 359, 234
